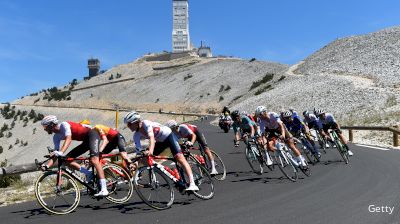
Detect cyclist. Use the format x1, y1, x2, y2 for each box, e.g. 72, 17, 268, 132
231, 110, 258, 147
165, 120, 218, 175
93, 124, 134, 167
222, 106, 231, 117
124, 111, 199, 191
254, 106, 308, 168
303, 111, 329, 148
40, 115, 109, 197
281, 111, 321, 158
314, 109, 354, 156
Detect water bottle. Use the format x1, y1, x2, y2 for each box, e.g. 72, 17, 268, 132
172, 168, 180, 179
195, 154, 205, 165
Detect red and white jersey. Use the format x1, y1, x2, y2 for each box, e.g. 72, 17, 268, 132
134, 120, 171, 150
53, 121, 92, 150
176, 124, 198, 139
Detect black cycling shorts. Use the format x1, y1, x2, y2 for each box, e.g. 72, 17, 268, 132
153, 133, 182, 157
102, 133, 127, 154
323, 122, 342, 134
66, 129, 100, 158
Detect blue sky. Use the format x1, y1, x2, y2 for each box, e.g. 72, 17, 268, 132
0, 0, 399, 103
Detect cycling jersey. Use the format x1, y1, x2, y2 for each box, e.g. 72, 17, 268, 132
232, 115, 257, 134
319, 113, 336, 126
176, 124, 198, 138
283, 115, 305, 134
304, 114, 323, 130
93, 124, 119, 140
133, 120, 172, 151
257, 112, 281, 134
175, 124, 208, 149
53, 121, 92, 150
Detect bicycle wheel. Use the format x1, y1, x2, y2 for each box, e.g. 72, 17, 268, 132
334, 140, 349, 164
272, 148, 298, 182
103, 163, 134, 204
204, 150, 226, 181
186, 155, 214, 200
316, 132, 327, 154
35, 171, 80, 215
245, 144, 263, 175
133, 166, 174, 210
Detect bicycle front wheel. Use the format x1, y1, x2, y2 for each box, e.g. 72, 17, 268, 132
245, 144, 263, 175
187, 155, 214, 200
335, 140, 349, 164
133, 166, 174, 210
103, 163, 134, 204
35, 171, 80, 215
273, 150, 298, 182
205, 150, 226, 181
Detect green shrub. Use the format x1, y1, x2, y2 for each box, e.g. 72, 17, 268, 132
219, 96, 224, 102
250, 73, 274, 90
219, 85, 225, 93
224, 85, 231, 91
184, 74, 193, 81
0, 160, 21, 188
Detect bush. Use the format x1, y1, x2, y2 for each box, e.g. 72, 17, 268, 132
0, 146, 2, 154
224, 85, 231, 91
219, 85, 225, 93
250, 73, 274, 90
254, 85, 272, 96
8, 145, 12, 150
6, 132, 12, 138
219, 96, 224, 102
249, 58, 256, 62
109, 74, 114, 80
0, 160, 21, 188
116, 73, 122, 79
278, 75, 286, 81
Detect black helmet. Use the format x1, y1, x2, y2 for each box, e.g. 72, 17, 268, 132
223, 106, 229, 111
303, 110, 309, 116
231, 110, 240, 119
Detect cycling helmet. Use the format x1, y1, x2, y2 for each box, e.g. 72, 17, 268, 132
240, 111, 248, 115
288, 107, 295, 112
255, 106, 267, 116
124, 111, 141, 124
282, 111, 293, 118
303, 110, 309, 117
165, 120, 178, 129
41, 115, 58, 126
223, 106, 229, 111
314, 109, 326, 116
231, 110, 240, 119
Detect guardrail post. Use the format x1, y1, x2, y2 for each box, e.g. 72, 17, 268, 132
348, 129, 353, 142
394, 125, 399, 147
183, 116, 185, 122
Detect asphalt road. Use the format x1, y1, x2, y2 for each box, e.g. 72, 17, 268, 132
1, 119, 400, 224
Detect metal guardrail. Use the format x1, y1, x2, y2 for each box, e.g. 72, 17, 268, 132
342, 125, 400, 147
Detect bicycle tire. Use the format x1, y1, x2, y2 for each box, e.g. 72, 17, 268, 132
35, 171, 80, 215
103, 163, 134, 204
204, 150, 227, 181
245, 143, 263, 175
335, 140, 349, 164
133, 166, 174, 210
316, 132, 327, 154
273, 146, 298, 182
187, 155, 214, 200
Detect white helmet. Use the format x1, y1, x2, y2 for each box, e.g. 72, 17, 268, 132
255, 106, 267, 116
165, 120, 178, 129
282, 110, 293, 118
124, 111, 141, 124
314, 109, 326, 116
41, 115, 58, 126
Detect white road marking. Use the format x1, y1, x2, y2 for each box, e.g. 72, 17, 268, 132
355, 144, 390, 151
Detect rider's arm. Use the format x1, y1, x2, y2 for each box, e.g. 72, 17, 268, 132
59, 135, 72, 154
190, 133, 197, 145
98, 134, 109, 153
278, 122, 286, 139
148, 135, 155, 155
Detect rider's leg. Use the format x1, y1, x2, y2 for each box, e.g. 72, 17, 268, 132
88, 130, 108, 196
